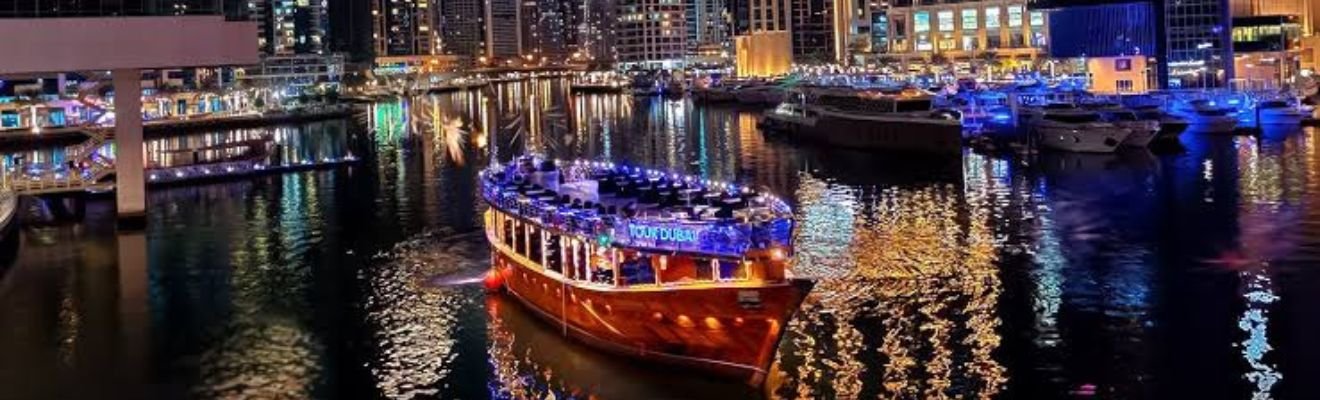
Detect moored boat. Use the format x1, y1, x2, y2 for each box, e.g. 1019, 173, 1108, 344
761, 88, 963, 155
1254, 99, 1313, 125
481, 155, 812, 386
1170, 99, 1239, 133
1032, 108, 1131, 153
1093, 108, 1161, 147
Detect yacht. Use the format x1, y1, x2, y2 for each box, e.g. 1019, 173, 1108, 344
760, 88, 963, 155
1255, 99, 1313, 125
1170, 99, 1239, 133
481, 155, 812, 386
1032, 108, 1131, 153
1088, 105, 1161, 147
1131, 105, 1189, 137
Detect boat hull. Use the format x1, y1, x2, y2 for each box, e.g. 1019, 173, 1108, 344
1185, 116, 1238, 133
785, 108, 963, 155
1116, 121, 1160, 147
1037, 126, 1129, 153
493, 249, 812, 386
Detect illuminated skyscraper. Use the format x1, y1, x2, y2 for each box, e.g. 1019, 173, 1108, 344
372, 0, 439, 56
616, 0, 688, 70
441, 0, 485, 57
485, 0, 522, 61
582, 0, 617, 61
687, 0, 732, 56
245, 0, 328, 55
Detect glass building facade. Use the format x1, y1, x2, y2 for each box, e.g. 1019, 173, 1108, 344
1045, 2, 1156, 58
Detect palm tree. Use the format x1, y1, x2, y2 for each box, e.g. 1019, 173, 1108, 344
975, 50, 1000, 77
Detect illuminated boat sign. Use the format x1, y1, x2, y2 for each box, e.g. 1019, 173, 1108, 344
627, 223, 698, 243
615, 221, 755, 256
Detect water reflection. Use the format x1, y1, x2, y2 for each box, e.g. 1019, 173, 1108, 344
2, 83, 1320, 399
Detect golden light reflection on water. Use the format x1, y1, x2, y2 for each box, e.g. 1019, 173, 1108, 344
780, 154, 1005, 399
366, 231, 488, 399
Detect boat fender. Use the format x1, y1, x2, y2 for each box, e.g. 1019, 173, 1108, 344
483, 269, 506, 292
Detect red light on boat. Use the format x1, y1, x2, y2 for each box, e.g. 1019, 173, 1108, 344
651, 312, 664, 321
482, 269, 505, 292
676, 315, 696, 328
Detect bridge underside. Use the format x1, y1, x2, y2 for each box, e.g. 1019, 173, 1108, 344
0, 16, 258, 225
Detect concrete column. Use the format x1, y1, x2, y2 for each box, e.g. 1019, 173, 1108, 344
112, 69, 146, 225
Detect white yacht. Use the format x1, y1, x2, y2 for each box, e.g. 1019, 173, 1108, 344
1131, 105, 1189, 136
1170, 99, 1239, 133
1032, 109, 1131, 153
1091, 107, 1161, 147
1255, 99, 1313, 125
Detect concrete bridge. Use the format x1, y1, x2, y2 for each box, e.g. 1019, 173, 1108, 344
0, 16, 259, 226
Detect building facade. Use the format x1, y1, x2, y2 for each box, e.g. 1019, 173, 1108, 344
1231, 15, 1304, 88
1040, 1, 1158, 93
247, 0, 328, 56
582, 0, 617, 62
686, 0, 732, 57
485, 0, 522, 62
440, 0, 484, 58
881, 0, 1048, 66
616, 0, 688, 70
792, 0, 835, 63
372, 0, 438, 57
1161, 0, 1233, 88
733, 0, 791, 75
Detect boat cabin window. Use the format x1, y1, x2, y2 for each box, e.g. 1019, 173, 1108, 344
618, 252, 657, 285
545, 232, 564, 273
1107, 112, 1138, 121
1044, 113, 1100, 123
528, 227, 544, 267
1259, 100, 1288, 109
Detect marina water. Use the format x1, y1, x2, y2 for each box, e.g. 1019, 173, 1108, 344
0, 79, 1318, 399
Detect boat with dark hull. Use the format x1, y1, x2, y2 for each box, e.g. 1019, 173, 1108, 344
481, 155, 812, 386
761, 87, 963, 155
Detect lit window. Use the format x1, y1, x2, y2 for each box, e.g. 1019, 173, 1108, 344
1008, 6, 1022, 27
985, 7, 1000, 29
914, 11, 930, 33
938, 11, 954, 31
962, 9, 977, 30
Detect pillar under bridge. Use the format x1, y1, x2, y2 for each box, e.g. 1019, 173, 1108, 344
0, 16, 258, 226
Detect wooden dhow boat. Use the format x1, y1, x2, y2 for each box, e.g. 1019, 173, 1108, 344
481, 155, 812, 386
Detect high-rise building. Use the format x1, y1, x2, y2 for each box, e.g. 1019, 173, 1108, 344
515, 0, 580, 62
616, 0, 688, 70
687, 0, 732, 55
372, 0, 439, 56
1161, 0, 1232, 88
734, 0, 791, 76
582, 0, 617, 61
441, 0, 485, 58
792, 0, 836, 63
485, 0, 522, 62
248, 0, 328, 56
